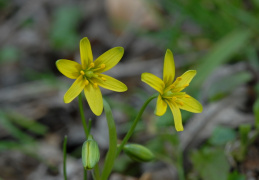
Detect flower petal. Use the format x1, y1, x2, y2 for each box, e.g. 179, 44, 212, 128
155, 95, 167, 116
178, 94, 203, 113
95, 74, 127, 92
80, 37, 93, 69
172, 70, 197, 92
64, 75, 85, 103
84, 84, 103, 116
167, 100, 184, 131
94, 47, 124, 73
141, 73, 165, 94
163, 49, 175, 86
56, 59, 81, 79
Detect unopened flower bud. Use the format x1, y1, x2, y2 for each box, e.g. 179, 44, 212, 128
123, 144, 155, 162
82, 135, 100, 169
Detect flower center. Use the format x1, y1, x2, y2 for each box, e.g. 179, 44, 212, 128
85, 70, 94, 78
80, 63, 107, 88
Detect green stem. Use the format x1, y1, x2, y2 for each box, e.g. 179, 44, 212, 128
93, 164, 101, 180
116, 94, 157, 157
63, 135, 68, 180
84, 169, 87, 180
78, 93, 89, 138
78, 93, 91, 179
176, 148, 185, 180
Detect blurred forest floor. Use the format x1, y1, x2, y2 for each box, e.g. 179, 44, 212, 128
0, 0, 259, 180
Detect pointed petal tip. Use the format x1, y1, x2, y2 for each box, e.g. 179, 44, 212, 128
166, 49, 173, 54
176, 127, 184, 132
94, 110, 102, 116
155, 111, 164, 116
189, 70, 197, 74
55, 59, 63, 66
116, 47, 124, 54
81, 37, 89, 42
63, 97, 71, 104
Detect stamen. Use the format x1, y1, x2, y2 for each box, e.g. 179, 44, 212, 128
89, 63, 95, 68
185, 95, 190, 98
101, 77, 107, 81
85, 79, 89, 85
93, 83, 98, 88
80, 70, 85, 75
178, 101, 184, 106
170, 84, 175, 89
173, 97, 177, 101
177, 77, 182, 81
100, 64, 105, 69
183, 83, 189, 88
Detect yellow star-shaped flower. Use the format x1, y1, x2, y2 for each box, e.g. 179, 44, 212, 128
56, 37, 127, 116
141, 49, 203, 131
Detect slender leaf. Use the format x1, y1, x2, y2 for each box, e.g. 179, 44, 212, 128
101, 99, 118, 180
192, 29, 251, 88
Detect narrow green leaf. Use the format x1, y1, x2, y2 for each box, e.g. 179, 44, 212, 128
0, 111, 34, 142
208, 72, 252, 101
101, 99, 118, 180
7, 112, 48, 135
192, 29, 251, 88
63, 135, 68, 180
253, 84, 259, 129
239, 125, 251, 146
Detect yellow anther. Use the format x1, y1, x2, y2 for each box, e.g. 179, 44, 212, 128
170, 84, 175, 89
173, 97, 177, 101
178, 101, 184, 106
89, 63, 95, 68
185, 95, 190, 98
183, 84, 189, 88
93, 83, 98, 88
85, 80, 89, 85
100, 64, 105, 69
80, 70, 85, 75
101, 77, 107, 81
177, 77, 182, 81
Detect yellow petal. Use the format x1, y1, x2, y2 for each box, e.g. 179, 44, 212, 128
178, 94, 203, 113
95, 74, 127, 92
56, 59, 81, 79
84, 84, 103, 116
94, 47, 124, 73
155, 95, 167, 116
167, 100, 184, 131
141, 73, 165, 94
163, 49, 175, 87
64, 75, 85, 103
80, 37, 93, 69
172, 70, 197, 92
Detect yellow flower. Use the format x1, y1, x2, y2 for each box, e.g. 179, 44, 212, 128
56, 37, 127, 116
141, 49, 203, 131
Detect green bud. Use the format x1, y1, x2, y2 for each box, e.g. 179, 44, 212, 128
123, 144, 155, 162
82, 135, 100, 169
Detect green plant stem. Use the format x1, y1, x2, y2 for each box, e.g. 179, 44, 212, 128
63, 135, 68, 180
93, 164, 101, 180
78, 93, 101, 180
78, 93, 89, 138
84, 169, 87, 180
176, 148, 185, 180
78, 93, 89, 179
116, 94, 157, 157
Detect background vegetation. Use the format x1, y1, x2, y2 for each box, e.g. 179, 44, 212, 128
0, 0, 258, 179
